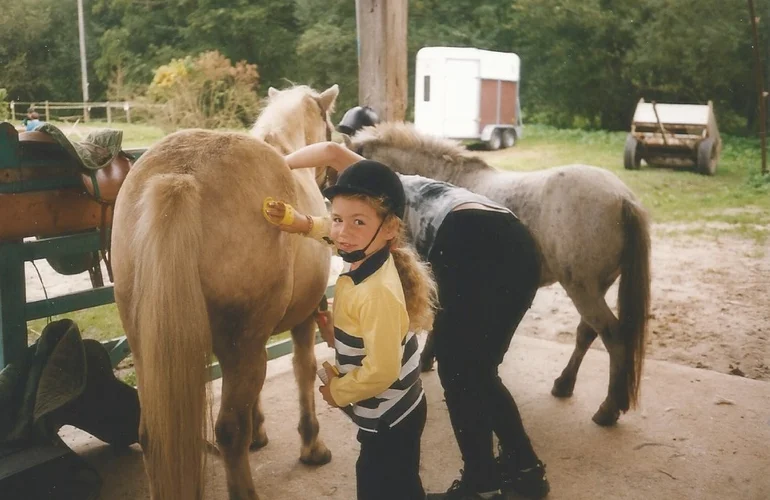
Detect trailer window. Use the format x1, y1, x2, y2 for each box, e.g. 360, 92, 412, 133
423, 75, 430, 102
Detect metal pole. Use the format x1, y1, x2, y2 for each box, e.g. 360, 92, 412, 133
748, 0, 767, 174
77, 0, 90, 122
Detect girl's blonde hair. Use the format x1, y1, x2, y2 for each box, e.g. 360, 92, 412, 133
348, 194, 438, 331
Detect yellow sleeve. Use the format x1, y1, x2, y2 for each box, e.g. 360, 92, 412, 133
307, 215, 335, 247
329, 292, 407, 406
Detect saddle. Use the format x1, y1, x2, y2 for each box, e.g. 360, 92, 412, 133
18, 130, 131, 205
0, 122, 135, 282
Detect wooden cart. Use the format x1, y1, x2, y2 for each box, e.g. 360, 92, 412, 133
624, 99, 722, 175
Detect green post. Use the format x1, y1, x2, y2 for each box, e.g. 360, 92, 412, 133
0, 241, 28, 367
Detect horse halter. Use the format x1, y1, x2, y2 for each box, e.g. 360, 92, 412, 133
312, 97, 335, 189
313, 97, 333, 142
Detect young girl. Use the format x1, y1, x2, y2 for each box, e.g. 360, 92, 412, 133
264, 159, 436, 500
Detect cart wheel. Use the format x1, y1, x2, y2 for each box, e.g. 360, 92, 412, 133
697, 138, 717, 176
486, 129, 502, 151
623, 134, 641, 170
501, 128, 516, 148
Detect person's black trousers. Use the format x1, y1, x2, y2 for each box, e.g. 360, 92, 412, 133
356, 395, 427, 500
429, 209, 541, 491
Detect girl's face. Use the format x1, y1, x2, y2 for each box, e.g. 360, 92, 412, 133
330, 196, 397, 268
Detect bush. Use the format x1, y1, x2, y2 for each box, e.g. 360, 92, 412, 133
144, 51, 261, 132
0, 89, 9, 121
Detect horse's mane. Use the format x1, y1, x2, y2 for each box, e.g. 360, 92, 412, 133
354, 122, 483, 165
251, 85, 327, 149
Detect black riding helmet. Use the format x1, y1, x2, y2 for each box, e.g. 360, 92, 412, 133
337, 106, 381, 136
322, 159, 405, 219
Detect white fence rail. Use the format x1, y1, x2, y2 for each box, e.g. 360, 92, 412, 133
9, 100, 157, 124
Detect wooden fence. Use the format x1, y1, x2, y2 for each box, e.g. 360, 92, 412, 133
9, 100, 156, 124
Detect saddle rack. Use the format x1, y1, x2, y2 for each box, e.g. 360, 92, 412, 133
0, 122, 142, 369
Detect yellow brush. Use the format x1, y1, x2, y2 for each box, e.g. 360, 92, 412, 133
262, 197, 295, 226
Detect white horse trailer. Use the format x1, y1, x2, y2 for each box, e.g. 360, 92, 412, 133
414, 47, 522, 150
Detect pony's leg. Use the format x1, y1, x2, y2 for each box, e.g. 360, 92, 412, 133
249, 349, 269, 451
419, 330, 436, 372
215, 354, 263, 500
290, 316, 332, 465
560, 289, 626, 426
551, 320, 598, 398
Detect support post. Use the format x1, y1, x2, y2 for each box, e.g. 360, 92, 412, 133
748, 0, 767, 174
355, 0, 408, 121
77, 0, 90, 122
0, 241, 28, 368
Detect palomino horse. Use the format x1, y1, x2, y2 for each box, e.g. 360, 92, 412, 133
111, 84, 339, 500
346, 122, 651, 426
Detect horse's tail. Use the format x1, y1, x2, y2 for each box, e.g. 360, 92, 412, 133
132, 173, 211, 500
617, 197, 651, 410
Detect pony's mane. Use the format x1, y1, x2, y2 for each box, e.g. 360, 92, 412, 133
251, 85, 324, 134
354, 122, 481, 163
251, 85, 331, 154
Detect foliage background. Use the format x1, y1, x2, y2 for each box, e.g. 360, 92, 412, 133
0, 0, 766, 135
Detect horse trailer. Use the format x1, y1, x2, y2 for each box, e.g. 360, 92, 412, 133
414, 47, 522, 150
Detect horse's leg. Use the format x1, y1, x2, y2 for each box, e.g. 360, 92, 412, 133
215, 353, 263, 500
559, 287, 627, 426
419, 330, 436, 372
551, 319, 598, 398
290, 316, 332, 465
249, 347, 269, 451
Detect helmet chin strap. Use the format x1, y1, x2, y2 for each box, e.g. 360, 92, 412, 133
337, 220, 386, 263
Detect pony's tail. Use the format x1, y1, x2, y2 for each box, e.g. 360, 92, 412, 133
132, 174, 211, 500
617, 198, 651, 410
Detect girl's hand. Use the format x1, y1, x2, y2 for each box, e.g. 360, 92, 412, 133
262, 198, 309, 234
319, 384, 339, 407
315, 310, 335, 347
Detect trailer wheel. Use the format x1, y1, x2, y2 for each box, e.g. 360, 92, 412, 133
486, 129, 502, 151
501, 128, 516, 148
623, 134, 642, 170
696, 138, 717, 176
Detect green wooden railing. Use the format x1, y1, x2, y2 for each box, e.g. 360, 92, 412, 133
0, 123, 330, 375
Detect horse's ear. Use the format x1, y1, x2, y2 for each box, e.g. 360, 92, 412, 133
268, 87, 280, 98
318, 84, 340, 111
341, 133, 354, 150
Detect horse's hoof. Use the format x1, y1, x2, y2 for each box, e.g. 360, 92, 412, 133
299, 446, 332, 466
249, 434, 269, 451
591, 406, 620, 427
550, 377, 575, 398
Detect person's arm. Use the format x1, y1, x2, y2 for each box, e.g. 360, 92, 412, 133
284, 142, 365, 173
328, 290, 407, 406
263, 199, 334, 245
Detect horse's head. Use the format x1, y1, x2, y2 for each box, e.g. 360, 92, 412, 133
346, 122, 491, 184
251, 84, 339, 154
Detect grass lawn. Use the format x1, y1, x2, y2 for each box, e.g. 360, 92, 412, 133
487, 125, 770, 240
23, 122, 768, 380
46, 119, 168, 149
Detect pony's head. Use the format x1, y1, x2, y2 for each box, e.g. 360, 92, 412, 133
343, 122, 487, 179
251, 84, 339, 154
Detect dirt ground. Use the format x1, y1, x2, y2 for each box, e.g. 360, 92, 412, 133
24, 225, 770, 381
517, 226, 770, 382
24, 226, 769, 500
